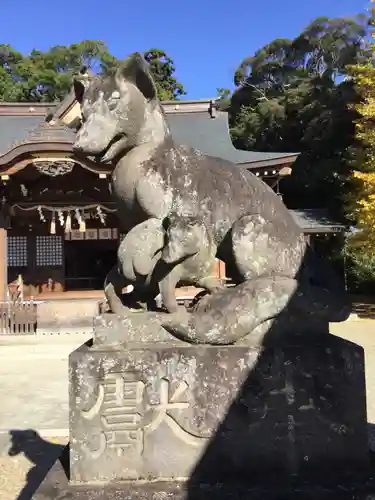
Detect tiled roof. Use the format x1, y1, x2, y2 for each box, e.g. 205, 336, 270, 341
0, 117, 77, 165
166, 111, 297, 165
0, 102, 298, 167
0, 115, 44, 155
290, 209, 345, 233
20, 121, 76, 145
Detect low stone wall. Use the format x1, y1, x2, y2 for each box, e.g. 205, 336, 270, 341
15, 291, 375, 338
36, 299, 101, 335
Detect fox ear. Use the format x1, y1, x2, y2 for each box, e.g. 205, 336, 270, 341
73, 78, 85, 104
73, 71, 90, 104
116, 52, 157, 101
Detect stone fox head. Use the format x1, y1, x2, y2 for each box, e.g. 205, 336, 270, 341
73, 53, 169, 163
162, 215, 212, 264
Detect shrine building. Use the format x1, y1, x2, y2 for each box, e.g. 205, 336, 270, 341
0, 94, 345, 302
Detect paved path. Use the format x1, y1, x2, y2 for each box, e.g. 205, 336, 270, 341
0, 335, 90, 453
0, 336, 88, 499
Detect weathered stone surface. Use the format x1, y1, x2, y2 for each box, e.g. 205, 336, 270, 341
93, 313, 182, 346
37, 299, 99, 334
33, 453, 375, 500
69, 334, 369, 485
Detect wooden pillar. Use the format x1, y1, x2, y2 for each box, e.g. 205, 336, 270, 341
213, 258, 226, 281
218, 259, 226, 280
0, 227, 7, 301
304, 233, 311, 246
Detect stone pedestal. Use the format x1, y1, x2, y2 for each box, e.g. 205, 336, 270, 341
34, 315, 374, 499
68, 331, 369, 486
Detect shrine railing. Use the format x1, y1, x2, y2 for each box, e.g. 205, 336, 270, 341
0, 301, 38, 335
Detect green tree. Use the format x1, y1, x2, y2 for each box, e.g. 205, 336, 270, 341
228, 16, 370, 215
144, 49, 186, 100
341, 1, 375, 288
0, 42, 186, 102
217, 87, 231, 99
216, 87, 232, 110
0, 45, 24, 101
0, 40, 112, 101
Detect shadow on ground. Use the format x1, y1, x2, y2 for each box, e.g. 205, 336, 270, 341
8, 429, 69, 500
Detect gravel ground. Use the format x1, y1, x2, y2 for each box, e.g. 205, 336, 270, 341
0, 435, 67, 500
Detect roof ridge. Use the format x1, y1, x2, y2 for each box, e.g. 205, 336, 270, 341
0, 118, 75, 157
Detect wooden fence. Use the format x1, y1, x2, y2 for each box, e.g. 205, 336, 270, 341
352, 302, 375, 319
0, 301, 38, 335
349, 295, 375, 319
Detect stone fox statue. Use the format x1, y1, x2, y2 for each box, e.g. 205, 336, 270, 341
73, 52, 350, 337
106, 215, 222, 314
159, 214, 223, 313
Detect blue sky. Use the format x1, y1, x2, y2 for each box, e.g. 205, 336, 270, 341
1, 0, 368, 99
